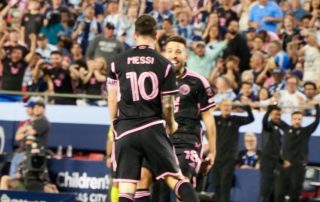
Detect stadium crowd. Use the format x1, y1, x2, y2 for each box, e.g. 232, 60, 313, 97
0, 0, 319, 108
0, 0, 320, 202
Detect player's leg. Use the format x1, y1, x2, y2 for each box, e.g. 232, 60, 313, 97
141, 124, 200, 202
114, 136, 142, 202
135, 167, 153, 202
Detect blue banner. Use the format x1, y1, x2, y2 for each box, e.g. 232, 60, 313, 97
0, 190, 76, 202
48, 159, 111, 202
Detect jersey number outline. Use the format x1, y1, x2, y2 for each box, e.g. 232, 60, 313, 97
126, 72, 159, 101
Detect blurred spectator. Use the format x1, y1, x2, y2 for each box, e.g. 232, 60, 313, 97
44, 0, 69, 18
304, 81, 320, 115
252, 35, 266, 55
0, 33, 36, 93
72, 5, 102, 51
265, 68, 286, 95
237, 0, 257, 31
203, 25, 224, 53
236, 81, 258, 105
237, 132, 261, 169
157, 18, 177, 52
216, 0, 238, 28
213, 100, 254, 202
79, 58, 107, 106
300, 30, 320, 83
41, 12, 64, 46
187, 36, 229, 79
35, 34, 58, 62
264, 76, 307, 114
118, 6, 139, 47
309, 0, 320, 29
213, 76, 236, 104
20, 0, 43, 46
23, 53, 48, 94
37, 51, 79, 105
149, 0, 174, 29
210, 56, 240, 90
241, 70, 260, 95
103, 0, 121, 32
175, 10, 194, 44
59, 10, 74, 38
289, 0, 308, 21
249, 52, 267, 85
281, 15, 301, 51
268, 40, 292, 71
223, 20, 251, 72
249, 0, 283, 33
3, 29, 28, 57
86, 22, 124, 63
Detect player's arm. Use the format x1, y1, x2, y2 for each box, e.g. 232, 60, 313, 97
108, 88, 118, 123
106, 127, 114, 168
161, 95, 178, 135
201, 108, 216, 169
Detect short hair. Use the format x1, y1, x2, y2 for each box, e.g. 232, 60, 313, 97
291, 111, 303, 117
244, 132, 257, 139
270, 105, 281, 112
304, 81, 317, 89
165, 36, 187, 47
241, 81, 253, 87
163, 18, 173, 25
286, 75, 299, 83
50, 51, 62, 56
135, 14, 157, 37
225, 55, 240, 65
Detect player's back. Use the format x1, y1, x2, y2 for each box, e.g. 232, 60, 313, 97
108, 45, 177, 126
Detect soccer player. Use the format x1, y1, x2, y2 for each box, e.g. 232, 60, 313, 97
135, 35, 217, 202
107, 15, 199, 202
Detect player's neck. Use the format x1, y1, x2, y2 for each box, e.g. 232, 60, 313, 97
176, 67, 186, 78
135, 38, 155, 49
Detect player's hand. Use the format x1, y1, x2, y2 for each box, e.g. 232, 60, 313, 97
167, 121, 178, 135
106, 157, 112, 168
283, 160, 291, 168
204, 152, 215, 173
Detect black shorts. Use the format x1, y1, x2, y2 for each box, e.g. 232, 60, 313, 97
176, 148, 202, 179
113, 123, 182, 183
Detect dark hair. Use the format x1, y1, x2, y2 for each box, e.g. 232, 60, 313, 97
291, 111, 303, 116
204, 25, 222, 43
165, 35, 187, 47
135, 14, 157, 38
303, 81, 316, 89
270, 105, 281, 112
163, 18, 173, 25
50, 51, 62, 56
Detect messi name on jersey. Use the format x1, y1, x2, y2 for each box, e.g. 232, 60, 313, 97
127, 56, 155, 65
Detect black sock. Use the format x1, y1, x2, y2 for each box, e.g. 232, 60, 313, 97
119, 193, 134, 202
174, 180, 199, 202
134, 189, 150, 202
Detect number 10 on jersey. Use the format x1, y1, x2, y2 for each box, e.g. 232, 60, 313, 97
126, 72, 159, 101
